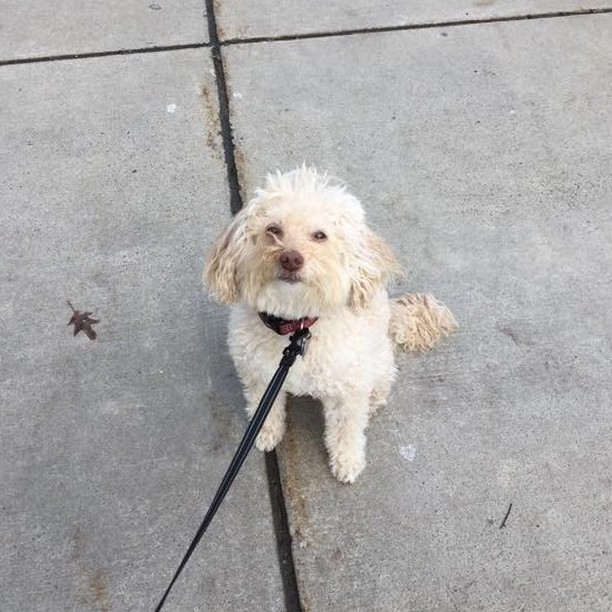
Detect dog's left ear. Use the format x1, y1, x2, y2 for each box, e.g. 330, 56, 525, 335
348, 229, 402, 311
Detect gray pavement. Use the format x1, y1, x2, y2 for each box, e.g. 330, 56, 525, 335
0, 1, 207, 61
2, 4, 612, 612
0, 49, 282, 611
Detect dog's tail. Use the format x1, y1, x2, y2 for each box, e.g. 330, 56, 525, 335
389, 293, 457, 352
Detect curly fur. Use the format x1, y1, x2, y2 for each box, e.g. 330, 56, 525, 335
204, 167, 456, 483
389, 294, 457, 352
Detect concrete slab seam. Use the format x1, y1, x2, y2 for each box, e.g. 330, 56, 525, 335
205, 0, 243, 215
203, 0, 303, 609
218, 7, 612, 46
0, 42, 209, 68
2, 8, 610, 68
265, 452, 304, 612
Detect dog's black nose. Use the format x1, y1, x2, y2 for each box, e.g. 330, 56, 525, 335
280, 250, 304, 272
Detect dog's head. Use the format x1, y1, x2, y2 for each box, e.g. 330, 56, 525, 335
204, 167, 401, 318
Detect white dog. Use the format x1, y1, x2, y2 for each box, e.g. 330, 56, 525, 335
204, 167, 456, 483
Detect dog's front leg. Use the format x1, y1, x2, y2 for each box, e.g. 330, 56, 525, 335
243, 383, 287, 452
322, 392, 369, 484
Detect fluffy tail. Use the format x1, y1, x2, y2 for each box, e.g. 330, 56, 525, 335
389, 293, 458, 352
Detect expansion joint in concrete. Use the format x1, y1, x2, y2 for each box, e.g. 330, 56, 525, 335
218, 8, 612, 46
203, 1, 303, 610
205, 0, 243, 215
265, 451, 303, 612
0, 43, 209, 67
1, 8, 611, 68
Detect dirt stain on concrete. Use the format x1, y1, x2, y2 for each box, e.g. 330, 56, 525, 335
212, 0, 228, 39
77, 569, 111, 612
90, 570, 109, 610
301, 593, 313, 612
208, 392, 233, 449
498, 321, 535, 346
198, 84, 222, 159
281, 415, 310, 547
233, 144, 248, 202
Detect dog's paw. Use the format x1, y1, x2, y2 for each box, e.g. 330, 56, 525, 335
255, 425, 284, 452
329, 453, 366, 484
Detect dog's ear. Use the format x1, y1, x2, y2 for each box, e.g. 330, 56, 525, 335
203, 211, 249, 304
348, 228, 402, 311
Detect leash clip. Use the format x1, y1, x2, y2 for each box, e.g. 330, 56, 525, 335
296, 328, 311, 357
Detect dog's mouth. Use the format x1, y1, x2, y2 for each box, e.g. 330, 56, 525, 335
278, 270, 303, 284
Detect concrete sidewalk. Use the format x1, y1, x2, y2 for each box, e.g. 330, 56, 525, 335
1, 3, 612, 611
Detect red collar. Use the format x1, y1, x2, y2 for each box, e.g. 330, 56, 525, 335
258, 312, 318, 335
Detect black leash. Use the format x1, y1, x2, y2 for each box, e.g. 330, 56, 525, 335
154, 327, 311, 611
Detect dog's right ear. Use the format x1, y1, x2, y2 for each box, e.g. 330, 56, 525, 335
203, 211, 248, 304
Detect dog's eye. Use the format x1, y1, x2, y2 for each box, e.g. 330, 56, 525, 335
312, 230, 327, 241
266, 224, 283, 237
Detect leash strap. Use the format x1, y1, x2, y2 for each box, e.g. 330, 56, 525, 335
155, 327, 311, 611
